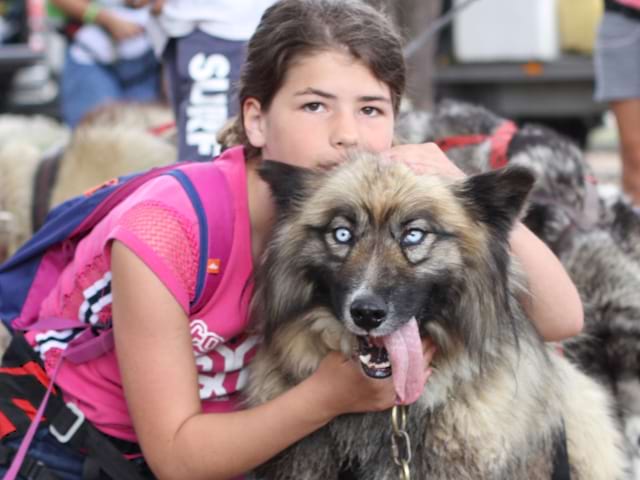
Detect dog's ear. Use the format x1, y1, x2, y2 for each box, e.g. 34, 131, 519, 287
258, 160, 313, 214
455, 166, 535, 236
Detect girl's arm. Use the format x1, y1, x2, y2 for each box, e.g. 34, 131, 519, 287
110, 241, 401, 480
384, 143, 584, 341
508, 222, 583, 340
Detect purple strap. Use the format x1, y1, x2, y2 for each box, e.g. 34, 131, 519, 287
17, 317, 115, 364
64, 329, 115, 364
19, 316, 85, 331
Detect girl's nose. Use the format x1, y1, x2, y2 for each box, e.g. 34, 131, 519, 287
330, 112, 359, 149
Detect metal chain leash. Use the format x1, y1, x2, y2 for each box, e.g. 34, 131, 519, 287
391, 405, 412, 480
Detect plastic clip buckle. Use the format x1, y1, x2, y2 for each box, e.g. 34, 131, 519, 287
49, 402, 85, 444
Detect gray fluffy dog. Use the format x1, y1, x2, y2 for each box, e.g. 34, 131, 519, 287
397, 99, 640, 473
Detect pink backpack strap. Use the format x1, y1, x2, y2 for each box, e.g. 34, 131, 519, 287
167, 164, 235, 313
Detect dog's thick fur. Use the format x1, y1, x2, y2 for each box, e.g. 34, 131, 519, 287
404, 100, 640, 471
246, 152, 624, 479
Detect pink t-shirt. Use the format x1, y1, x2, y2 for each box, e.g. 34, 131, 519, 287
26, 146, 257, 442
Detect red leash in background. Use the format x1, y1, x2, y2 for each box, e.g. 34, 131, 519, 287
435, 120, 518, 170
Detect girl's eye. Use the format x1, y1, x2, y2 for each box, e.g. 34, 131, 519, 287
361, 106, 382, 117
303, 102, 325, 113
333, 227, 353, 244
401, 228, 426, 247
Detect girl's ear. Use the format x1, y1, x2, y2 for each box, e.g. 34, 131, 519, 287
243, 97, 267, 148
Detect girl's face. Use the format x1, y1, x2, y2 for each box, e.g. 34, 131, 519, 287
243, 50, 395, 169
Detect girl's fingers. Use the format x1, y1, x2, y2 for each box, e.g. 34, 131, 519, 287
383, 143, 465, 178
422, 339, 437, 373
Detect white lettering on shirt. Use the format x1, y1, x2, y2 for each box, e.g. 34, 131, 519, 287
195, 334, 260, 399
190, 319, 225, 354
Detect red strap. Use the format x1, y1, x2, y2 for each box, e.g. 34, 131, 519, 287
489, 121, 518, 169
148, 121, 176, 137
0, 361, 52, 389
436, 134, 488, 152
434, 120, 518, 170
0, 409, 16, 438
11, 399, 41, 421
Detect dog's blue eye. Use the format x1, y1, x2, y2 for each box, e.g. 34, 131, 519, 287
401, 228, 426, 246
333, 227, 353, 244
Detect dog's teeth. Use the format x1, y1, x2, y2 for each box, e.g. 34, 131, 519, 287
368, 360, 390, 369
359, 354, 390, 370
359, 353, 372, 364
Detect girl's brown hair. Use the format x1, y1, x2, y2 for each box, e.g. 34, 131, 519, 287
218, 0, 406, 158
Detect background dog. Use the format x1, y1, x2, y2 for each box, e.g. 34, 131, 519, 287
398, 99, 640, 475
0, 101, 177, 261
246, 152, 624, 479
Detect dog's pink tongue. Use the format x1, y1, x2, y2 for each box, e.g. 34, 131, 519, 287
382, 318, 425, 405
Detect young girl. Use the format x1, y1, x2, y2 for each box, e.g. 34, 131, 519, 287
0, 0, 582, 478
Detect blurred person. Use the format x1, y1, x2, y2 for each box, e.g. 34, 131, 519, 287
51, 0, 162, 127
594, 0, 640, 206
126, 0, 275, 161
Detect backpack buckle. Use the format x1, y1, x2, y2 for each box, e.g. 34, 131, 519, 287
49, 401, 85, 444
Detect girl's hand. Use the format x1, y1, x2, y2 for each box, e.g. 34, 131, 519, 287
310, 339, 437, 418
312, 352, 396, 416
422, 336, 437, 376
382, 143, 465, 179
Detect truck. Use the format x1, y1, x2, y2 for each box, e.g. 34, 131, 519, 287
432, 0, 605, 147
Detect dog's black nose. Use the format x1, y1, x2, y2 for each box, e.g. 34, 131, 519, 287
350, 295, 387, 331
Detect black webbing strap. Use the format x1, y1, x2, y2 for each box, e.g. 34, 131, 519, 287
0, 443, 61, 480
551, 422, 571, 480
45, 402, 146, 480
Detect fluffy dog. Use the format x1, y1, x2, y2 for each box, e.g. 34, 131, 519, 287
246, 152, 624, 479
